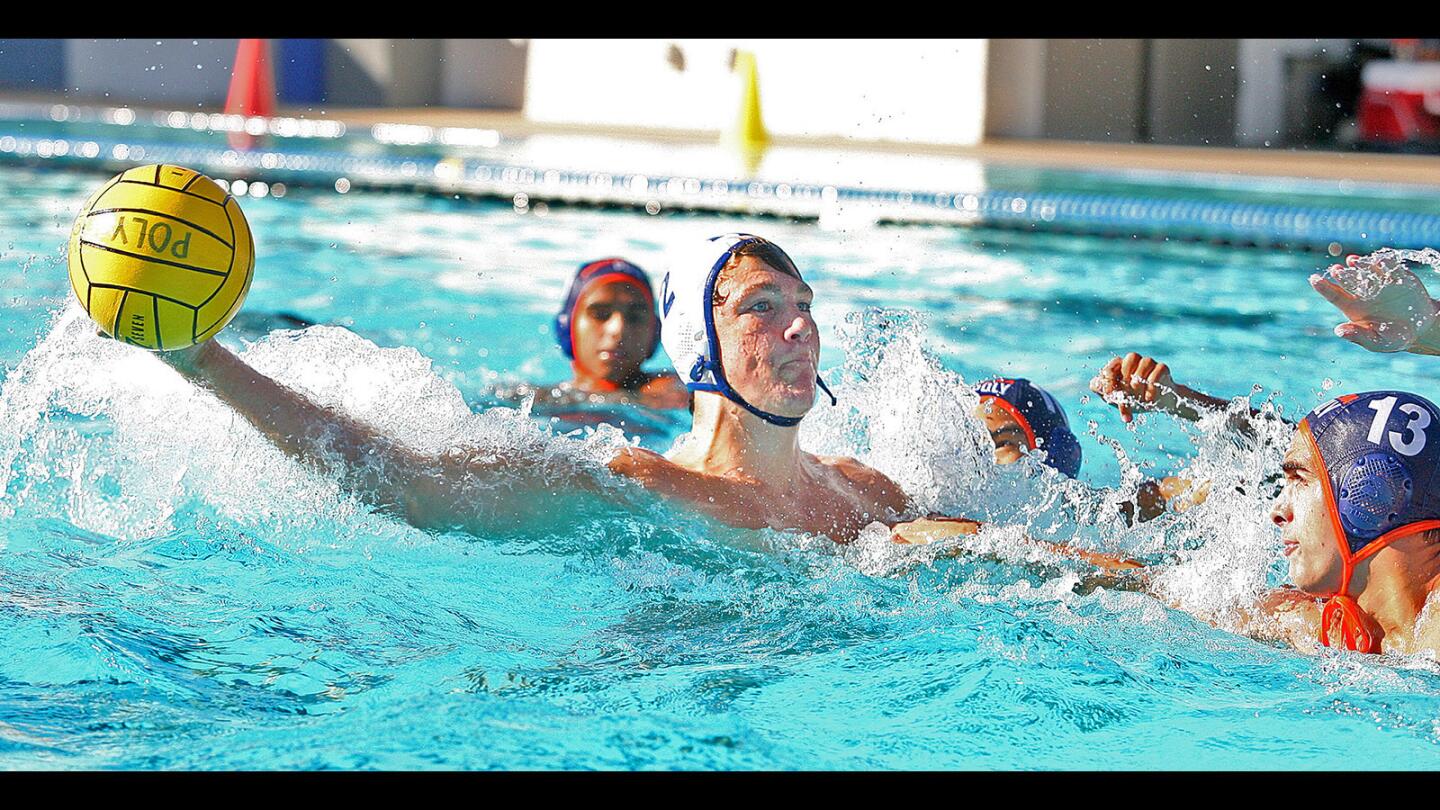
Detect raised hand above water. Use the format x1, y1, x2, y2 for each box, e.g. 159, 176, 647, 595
1090, 352, 1239, 424
1310, 249, 1440, 355
1089, 352, 1184, 422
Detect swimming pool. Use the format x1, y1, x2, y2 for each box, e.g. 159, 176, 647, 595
4, 140, 1440, 769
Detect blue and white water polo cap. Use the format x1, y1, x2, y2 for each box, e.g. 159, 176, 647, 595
657, 233, 835, 427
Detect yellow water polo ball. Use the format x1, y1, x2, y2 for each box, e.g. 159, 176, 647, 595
67, 164, 255, 351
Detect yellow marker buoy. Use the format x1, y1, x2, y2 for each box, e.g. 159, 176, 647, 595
725, 50, 770, 149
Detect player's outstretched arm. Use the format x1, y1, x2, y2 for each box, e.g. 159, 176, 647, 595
1310, 253, 1440, 355
890, 516, 1146, 574
160, 340, 611, 533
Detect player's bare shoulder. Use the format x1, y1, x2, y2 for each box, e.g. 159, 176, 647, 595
606, 444, 672, 484
638, 373, 690, 410
814, 454, 910, 515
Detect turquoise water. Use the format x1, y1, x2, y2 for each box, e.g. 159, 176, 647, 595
5, 164, 1440, 769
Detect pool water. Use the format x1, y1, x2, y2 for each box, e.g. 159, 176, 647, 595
4, 163, 1440, 769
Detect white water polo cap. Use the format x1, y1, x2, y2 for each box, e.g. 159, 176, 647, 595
658, 233, 837, 427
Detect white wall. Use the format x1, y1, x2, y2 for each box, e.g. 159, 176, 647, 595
525, 39, 989, 146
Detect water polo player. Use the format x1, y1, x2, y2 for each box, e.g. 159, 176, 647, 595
973, 378, 1082, 477
522, 258, 689, 411
973, 375, 1196, 523
146, 233, 898, 538
1093, 355, 1440, 654
602, 234, 915, 539
139, 231, 1137, 574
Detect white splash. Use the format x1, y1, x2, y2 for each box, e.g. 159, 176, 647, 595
0, 307, 628, 544
1321, 247, 1440, 301
797, 306, 1299, 627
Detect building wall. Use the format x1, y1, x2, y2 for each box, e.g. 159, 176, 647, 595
0, 38, 1367, 149
65, 39, 238, 105
0, 39, 67, 91
33, 39, 527, 110
388, 40, 443, 107
1235, 39, 1353, 146
989, 38, 1319, 148
984, 39, 1047, 139
441, 39, 527, 109
275, 39, 326, 105
325, 39, 399, 107
525, 39, 989, 145
322, 39, 529, 109
1147, 39, 1239, 146
1041, 39, 1146, 142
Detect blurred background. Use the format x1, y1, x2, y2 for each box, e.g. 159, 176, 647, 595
1, 38, 1438, 151
5, 40, 1440, 772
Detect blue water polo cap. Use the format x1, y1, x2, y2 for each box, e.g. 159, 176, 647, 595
1300, 390, 1440, 557
553, 258, 660, 361
974, 377, 1082, 478
1299, 390, 1440, 653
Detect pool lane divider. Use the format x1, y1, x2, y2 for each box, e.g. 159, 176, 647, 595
2, 126, 1438, 253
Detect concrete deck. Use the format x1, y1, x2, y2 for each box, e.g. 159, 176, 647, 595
303, 106, 1440, 188
4, 89, 1438, 187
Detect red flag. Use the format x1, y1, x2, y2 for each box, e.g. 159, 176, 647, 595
224, 38, 274, 150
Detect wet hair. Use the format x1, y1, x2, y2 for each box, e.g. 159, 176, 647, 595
712, 237, 803, 307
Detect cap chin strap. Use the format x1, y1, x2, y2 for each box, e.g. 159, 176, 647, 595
1317, 520, 1440, 654
980, 395, 1038, 449
687, 357, 836, 428
1303, 420, 1440, 654
688, 236, 837, 429
1320, 595, 1376, 654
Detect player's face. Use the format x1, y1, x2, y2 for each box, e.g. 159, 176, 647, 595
1271, 431, 1346, 594
975, 399, 1029, 465
571, 281, 655, 385
711, 256, 819, 419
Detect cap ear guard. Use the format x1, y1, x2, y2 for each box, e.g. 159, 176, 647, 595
554, 259, 597, 360
553, 304, 576, 360
1037, 426, 1083, 479
1337, 451, 1414, 546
